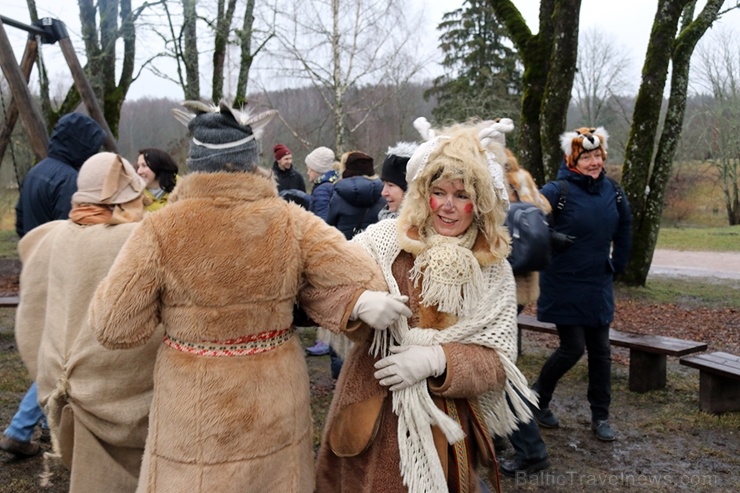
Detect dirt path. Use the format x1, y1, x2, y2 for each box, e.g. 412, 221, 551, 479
649, 249, 740, 280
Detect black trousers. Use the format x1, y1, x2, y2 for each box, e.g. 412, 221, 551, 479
533, 324, 612, 421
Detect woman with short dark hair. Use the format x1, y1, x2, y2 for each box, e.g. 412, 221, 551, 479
136, 148, 179, 211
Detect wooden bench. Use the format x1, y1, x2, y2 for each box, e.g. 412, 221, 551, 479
517, 314, 708, 392
0, 295, 19, 307
680, 352, 740, 414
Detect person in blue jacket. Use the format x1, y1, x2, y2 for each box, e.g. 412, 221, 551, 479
532, 126, 632, 442
2, 112, 105, 459
15, 113, 105, 237
305, 146, 339, 222
323, 151, 385, 377
326, 151, 386, 240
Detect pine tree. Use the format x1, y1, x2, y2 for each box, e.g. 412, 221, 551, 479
425, 0, 522, 130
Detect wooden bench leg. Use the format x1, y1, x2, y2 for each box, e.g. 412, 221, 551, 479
698, 372, 740, 414
628, 350, 666, 392
517, 327, 522, 357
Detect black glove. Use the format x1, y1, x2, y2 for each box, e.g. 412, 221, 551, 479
550, 229, 576, 252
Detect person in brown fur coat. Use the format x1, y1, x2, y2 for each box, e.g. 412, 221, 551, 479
315, 119, 538, 493
88, 101, 411, 493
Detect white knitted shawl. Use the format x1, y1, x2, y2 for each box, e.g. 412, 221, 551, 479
352, 218, 536, 493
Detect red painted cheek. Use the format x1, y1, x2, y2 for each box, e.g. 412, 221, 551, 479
430, 197, 439, 210
464, 203, 474, 214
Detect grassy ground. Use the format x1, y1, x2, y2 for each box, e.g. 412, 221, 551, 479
618, 276, 740, 308
656, 225, 740, 252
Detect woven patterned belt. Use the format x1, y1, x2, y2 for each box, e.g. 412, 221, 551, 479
163, 327, 294, 357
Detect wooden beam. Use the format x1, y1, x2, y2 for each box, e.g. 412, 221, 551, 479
0, 18, 48, 160
57, 36, 119, 153
0, 36, 38, 168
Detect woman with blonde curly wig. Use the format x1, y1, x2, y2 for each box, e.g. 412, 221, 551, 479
316, 120, 537, 493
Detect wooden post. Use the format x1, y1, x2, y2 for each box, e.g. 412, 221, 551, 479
0, 18, 48, 161
699, 372, 740, 414
0, 36, 38, 168
57, 36, 119, 153
629, 350, 667, 392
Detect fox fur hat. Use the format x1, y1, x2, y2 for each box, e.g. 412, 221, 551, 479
172, 100, 277, 173
560, 126, 609, 168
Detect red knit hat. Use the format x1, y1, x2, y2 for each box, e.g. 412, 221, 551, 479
273, 144, 291, 161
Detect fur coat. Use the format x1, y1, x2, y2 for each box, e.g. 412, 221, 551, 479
15, 220, 160, 493
89, 171, 385, 493
316, 219, 526, 493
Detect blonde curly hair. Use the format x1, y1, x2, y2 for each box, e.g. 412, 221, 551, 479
398, 121, 511, 262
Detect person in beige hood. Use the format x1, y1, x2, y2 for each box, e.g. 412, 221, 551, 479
14, 152, 159, 492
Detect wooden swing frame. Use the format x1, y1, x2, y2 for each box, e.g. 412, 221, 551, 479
0, 15, 118, 167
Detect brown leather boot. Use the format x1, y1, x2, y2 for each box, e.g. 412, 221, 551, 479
0, 435, 40, 458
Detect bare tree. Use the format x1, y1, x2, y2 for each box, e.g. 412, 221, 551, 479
147, 0, 273, 103
266, 0, 429, 154
68, 0, 150, 136
22, 0, 156, 135
620, 0, 738, 286
692, 28, 740, 225
572, 28, 632, 126
489, 0, 582, 185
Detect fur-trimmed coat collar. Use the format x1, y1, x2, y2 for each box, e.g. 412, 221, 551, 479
173, 170, 278, 203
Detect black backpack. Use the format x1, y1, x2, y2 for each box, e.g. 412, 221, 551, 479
505, 201, 552, 275
552, 177, 624, 219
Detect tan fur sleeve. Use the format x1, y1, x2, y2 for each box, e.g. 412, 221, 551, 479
88, 219, 163, 349
428, 343, 505, 398
294, 209, 386, 333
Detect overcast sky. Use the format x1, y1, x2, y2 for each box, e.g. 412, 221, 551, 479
1, 0, 739, 99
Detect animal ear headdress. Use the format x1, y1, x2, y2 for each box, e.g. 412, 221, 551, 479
559, 126, 609, 168
398, 117, 512, 262
171, 100, 278, 172
405, 117, 511, 209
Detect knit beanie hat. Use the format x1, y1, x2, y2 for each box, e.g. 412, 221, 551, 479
380, 142, 418, 192
305, 146, 335, 174
273, 144, 291, 161
171, 100, 278, 173
342, 151, 375, 178
560, 126, 609, 168
72, 152, 143, 205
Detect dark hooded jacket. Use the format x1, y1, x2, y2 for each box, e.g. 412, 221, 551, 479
15, 113, 105, 237
272, 161, 306, 193
537, 162, 632, 327
326, 176, 386, 239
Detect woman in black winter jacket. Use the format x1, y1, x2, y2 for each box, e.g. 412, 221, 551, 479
531, 126, 632, 442
326, 151, 386, 240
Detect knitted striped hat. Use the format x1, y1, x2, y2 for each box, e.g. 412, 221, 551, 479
171, 100, 278, 173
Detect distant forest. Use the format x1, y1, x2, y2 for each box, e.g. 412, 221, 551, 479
0, 81, 722, 188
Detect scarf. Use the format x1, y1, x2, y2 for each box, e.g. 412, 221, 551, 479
69, 198, 144, 226
409, 225, 482, 318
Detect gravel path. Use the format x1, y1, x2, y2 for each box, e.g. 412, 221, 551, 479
650, 249, 740, 280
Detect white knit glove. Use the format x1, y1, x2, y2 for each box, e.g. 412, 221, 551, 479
350, 291, 411, 330
373, 345, 446, 391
